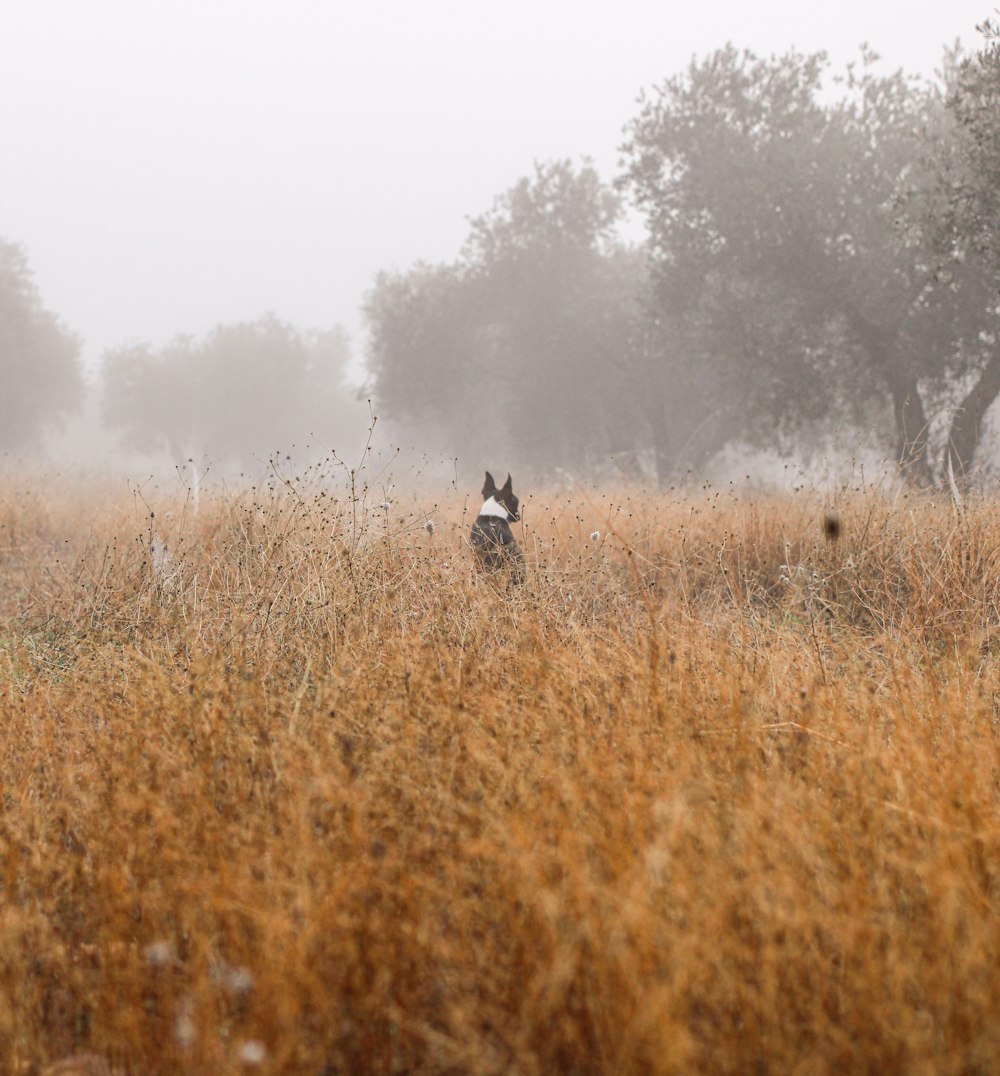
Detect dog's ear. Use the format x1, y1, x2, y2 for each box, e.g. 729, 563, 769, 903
483, 471, 497, 497
502, 473, 513, 493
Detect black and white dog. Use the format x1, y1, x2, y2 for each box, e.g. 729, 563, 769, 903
470, 471, 525, 580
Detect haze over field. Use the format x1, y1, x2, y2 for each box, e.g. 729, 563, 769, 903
7, 12, 1000, 1070
3, 2, 1000, 483
3, 1, 991, 368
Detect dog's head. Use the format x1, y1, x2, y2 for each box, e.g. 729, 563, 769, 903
482, 471, 520, 523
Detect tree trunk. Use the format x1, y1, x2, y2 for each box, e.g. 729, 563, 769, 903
888, 371, 934, 486
645, 396, 680, 486
847, 308, 934, 485
945, 347, 1000, 479
644, 391, 733, 487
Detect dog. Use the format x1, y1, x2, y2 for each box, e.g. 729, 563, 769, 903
470, 471, 525, 581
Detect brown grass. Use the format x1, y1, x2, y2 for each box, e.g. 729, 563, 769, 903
2, 461, 1000, 1074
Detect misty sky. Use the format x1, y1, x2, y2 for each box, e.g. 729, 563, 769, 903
3, 1, 994, 376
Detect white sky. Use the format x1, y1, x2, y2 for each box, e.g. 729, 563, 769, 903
2, 1, 995, 373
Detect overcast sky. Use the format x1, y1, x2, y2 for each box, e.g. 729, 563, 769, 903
3, 1, 995, 374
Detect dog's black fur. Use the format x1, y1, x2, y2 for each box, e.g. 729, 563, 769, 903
470, 471, 524, 580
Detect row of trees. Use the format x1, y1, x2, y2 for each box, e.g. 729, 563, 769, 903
0, 240, 365, 468
5, 23, 1000, 482
100, 319, 363, 467
366, 27, 1000, 484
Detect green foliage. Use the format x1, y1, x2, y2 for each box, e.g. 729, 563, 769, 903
0, 239, 83, 451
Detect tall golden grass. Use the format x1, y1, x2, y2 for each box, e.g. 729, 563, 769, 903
2, 460, 1000, 1074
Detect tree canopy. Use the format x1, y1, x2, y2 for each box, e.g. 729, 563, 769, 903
0, 239, 83, 451
101, 315, 364, 469
907, 22, 1000, 476
621, 46, 999, 482
363, 49, 1000, 484
931, 21, 1000, 272
11, 27, 1000, 485
365, 160, 642, 476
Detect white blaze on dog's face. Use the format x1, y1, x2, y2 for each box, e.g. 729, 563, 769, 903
480, 471, 520, 522
479, 495, 511, 520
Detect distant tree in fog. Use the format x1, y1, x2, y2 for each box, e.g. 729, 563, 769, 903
365, 161, 641, 476
0, 239, 83, 450
621, 46, 998, 483
462, 161, 642, 468
363, 262, 479, 436
101, 315, 361, 468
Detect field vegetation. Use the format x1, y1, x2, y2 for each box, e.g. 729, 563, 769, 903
2, 459, 1000, 1074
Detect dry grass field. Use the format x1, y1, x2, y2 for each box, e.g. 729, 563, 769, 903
2, 457, 1000, 1074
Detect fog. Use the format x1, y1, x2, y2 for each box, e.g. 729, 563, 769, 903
2, 1, 996, 485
